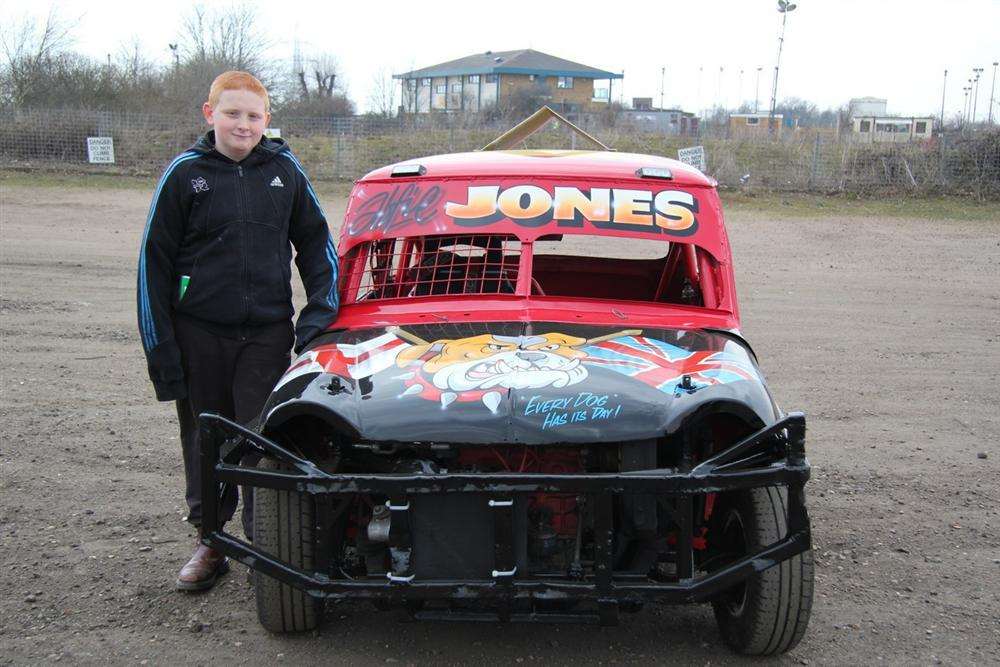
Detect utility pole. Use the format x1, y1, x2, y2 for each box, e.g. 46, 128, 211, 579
940, 69, 947, 130
768, 0, 797, 136
962, 86, 970, 126
989, 61, 998, 125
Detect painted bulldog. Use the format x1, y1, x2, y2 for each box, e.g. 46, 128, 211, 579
395, 333, 589, 412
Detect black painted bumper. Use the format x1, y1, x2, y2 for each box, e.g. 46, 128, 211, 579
199, 412, 810, 620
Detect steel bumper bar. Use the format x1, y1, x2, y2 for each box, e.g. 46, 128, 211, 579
199, 412, 811, 605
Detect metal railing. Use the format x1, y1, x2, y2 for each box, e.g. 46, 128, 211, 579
2, 108, 997, 198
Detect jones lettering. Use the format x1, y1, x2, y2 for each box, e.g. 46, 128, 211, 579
447, 185, 697, 234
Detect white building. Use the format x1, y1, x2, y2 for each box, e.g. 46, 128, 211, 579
849, 97, 888, 117
848, 97, 934, 142
851, 116, 934, 142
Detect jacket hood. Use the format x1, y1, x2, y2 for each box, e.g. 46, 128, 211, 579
261, 322, 779, 445
190, 130, 289, 165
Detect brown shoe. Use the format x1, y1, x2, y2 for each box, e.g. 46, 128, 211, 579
175, 541, 230, 591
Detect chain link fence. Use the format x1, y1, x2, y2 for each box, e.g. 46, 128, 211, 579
3, 108, 998, 198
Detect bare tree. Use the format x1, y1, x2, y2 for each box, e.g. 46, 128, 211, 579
366, 66, 396, 117
294, 53, 341, 100
278, 52, 355, 116
179, 3, 270, 74
0, 7, 77, 106
152, 4, 276, 113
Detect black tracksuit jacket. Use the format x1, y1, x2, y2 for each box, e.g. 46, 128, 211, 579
137, 131, 339, 401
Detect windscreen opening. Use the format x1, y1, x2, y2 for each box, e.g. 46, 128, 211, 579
532, 234, 706, 306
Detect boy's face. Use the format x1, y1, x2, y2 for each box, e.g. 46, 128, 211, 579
202, 89, 271, 162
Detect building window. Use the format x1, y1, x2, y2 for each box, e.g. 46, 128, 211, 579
407, 79, 417, 90
915, 121, 927, 133
875, 122, 910, 133
859, 120, 871, 132
485, 74, 497, 83
467, 75, 480, 84
557, 76, 574, 89
593, 88, 609, 100
746, 117, 759, 125
421, 78, 431, 87
435, 84, 446, 94
451, 83, 462, 93
528, 74, 537, 82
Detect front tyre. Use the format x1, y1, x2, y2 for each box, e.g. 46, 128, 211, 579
252, 457, 324, 633
711, 486, 813, 655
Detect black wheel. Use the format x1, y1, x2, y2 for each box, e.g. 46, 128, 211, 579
710, 486, 813, 655
252, 457, 324, 633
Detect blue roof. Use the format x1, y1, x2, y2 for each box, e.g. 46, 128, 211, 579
394, 49, 623, 80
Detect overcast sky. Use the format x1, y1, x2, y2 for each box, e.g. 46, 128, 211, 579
5, 0, 999, 120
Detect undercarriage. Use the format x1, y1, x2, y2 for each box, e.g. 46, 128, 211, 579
199, 412, 810, 628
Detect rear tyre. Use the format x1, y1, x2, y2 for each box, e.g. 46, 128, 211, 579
711, 486, 813, 655
253, 457, 323, 633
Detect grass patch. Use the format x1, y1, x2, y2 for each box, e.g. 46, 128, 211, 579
721, 191, 1000, 222
0, 168, 354, 199
1, 169, 156, 191
3, 169, 995, 221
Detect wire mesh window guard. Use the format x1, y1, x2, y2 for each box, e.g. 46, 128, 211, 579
341, 235, 522, 303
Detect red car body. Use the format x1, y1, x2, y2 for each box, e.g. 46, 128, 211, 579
200, 145, 813, 655
335, 150, 739, 333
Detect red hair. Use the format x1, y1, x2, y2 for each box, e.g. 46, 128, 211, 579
207, 71, 270, 112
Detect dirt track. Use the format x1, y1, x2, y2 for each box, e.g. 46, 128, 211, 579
1, 181, 998, 665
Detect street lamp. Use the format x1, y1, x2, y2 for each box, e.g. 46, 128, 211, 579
962, 86, 970, 125
768, 0, 797, 136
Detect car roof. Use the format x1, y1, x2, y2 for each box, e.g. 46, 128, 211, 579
359, 149, 715, 187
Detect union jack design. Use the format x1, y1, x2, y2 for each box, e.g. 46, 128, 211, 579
275, 331, 410, 389
582, 335, 758, 392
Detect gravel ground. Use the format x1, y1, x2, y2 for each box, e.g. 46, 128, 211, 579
1, 181, 998, 665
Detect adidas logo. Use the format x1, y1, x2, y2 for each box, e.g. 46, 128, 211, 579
269, 176, 284, 187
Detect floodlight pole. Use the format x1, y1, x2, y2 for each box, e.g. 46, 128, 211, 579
660, 66, 665, 110
990, 61, 998, 125
940, 69, 947, 130
971, 68, 983, 123
718, 66, 724, 111
755, 66, 762, 112
966, 79, 973, 123
768, 2, 796, 137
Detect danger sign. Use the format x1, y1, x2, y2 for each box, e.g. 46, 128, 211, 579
86, 137, 115, 164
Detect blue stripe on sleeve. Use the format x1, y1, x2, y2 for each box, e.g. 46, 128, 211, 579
281, 152, 326, 216
138, 151, 199, 350
281, 152, 339, 311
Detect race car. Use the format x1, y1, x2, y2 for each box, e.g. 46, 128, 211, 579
200, 108, 813, 655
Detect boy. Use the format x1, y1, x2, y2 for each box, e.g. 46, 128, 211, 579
137, 71, 339, 591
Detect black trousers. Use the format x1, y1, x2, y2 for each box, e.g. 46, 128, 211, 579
173, 315, 293, 536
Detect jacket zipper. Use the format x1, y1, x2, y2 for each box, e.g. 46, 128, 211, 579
238, 165, 249, 324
